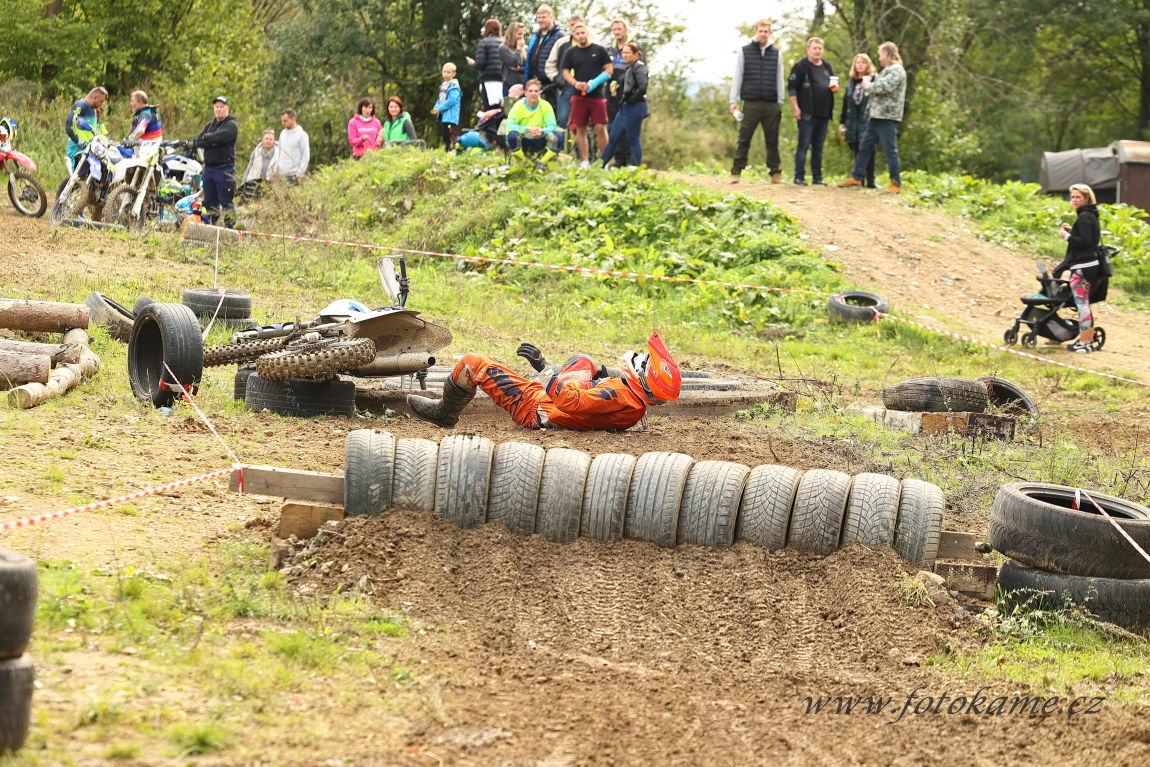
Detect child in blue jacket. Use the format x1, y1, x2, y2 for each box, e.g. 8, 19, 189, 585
432, 62, 462, 151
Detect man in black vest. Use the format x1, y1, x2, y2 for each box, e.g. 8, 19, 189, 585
729, 19, 785, 184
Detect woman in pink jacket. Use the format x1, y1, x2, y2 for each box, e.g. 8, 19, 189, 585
347, 97, 383, 159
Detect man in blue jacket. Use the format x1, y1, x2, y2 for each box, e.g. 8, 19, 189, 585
524, 5, 564, 109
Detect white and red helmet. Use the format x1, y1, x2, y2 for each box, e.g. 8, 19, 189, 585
617, 331, 681, 404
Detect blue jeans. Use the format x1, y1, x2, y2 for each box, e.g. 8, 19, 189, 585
601, 101, 647, 166
852, 118, 900, 184
506, 130, 564, 154
202, 164, 235, 226
553, 83, 575, 129
794, 116, 828, 182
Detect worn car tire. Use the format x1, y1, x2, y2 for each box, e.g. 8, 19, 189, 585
132, 295, 156, 316
255, 338, 376, 381
535, 448, 592, 543
787, 469, 852, 555
392, 438, 439, 511
828, 290, 890, 323
580, 453, 636, 543
0, 655, 34, 753
893, 479, 945, 568
344, 429, 395, 517
127, 302, 204, 408
998, 560, 1150, 631
841, 473, 901, 548
624, 452, 694, 548
0, 551, 38, 660
244, 374, 356, 417
976, 376, 1039, 418
435, 435, 494, 530
181, 288, 253, 320
881, 377, 988, 413
233, 365, 255, 401
486, 442, 545, 537
736, 465, 802, 551
83, 291, 136, 342
677, 460, 750, 549
988, 482, 1150, 580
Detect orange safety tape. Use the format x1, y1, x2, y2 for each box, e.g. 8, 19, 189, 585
0, 466, 243, 532
1080, 489, 1150, 566
872, 311, 1150, 388
163, 361, 245, 492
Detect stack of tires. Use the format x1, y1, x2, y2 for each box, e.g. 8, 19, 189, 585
989, 482, 1150, 631
180, 289, 256, 329
0, 550, 37, 754
342, 430, 947, 567
882, 376, 1039, 418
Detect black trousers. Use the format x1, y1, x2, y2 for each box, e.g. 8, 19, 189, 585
731, 100, 781, 175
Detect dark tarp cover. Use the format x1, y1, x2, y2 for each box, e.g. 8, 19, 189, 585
1039, 146, 1119, 192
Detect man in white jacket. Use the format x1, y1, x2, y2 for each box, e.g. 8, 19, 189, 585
276, 108, 310, 184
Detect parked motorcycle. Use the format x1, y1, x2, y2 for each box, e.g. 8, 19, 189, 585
0, 118, 47, 218
49, 120, 120, 225
201, 256, 453, 380
101, 139, 164, 227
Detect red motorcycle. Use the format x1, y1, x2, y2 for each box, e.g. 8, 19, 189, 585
0, 118, 47, 217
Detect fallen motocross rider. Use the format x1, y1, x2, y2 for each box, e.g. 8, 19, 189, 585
407, 331, 681, 429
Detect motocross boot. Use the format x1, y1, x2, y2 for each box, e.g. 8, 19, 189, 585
407, 379, 475, 427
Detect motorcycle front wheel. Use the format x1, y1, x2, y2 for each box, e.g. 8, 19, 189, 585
7, 169, 47, 217
49, 177, 89, 225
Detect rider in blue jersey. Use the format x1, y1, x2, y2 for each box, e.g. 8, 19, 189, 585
65, 87, 108, 170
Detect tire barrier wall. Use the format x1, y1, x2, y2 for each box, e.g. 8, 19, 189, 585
343, 430, 946, 567
0, 549, 38, 753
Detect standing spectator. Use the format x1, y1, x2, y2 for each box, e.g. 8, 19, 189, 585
1054, 184, 1105, 353
544, 15, 589, 140
505, 79, 563, 170
563, 22, 613, 169
381, 97, 419, 145
500, 22, 527, 96
347, 97, 382, 159
193, 95, 238, 226
468, 19, 505, 109
787, 37, 835, 185
839, 41, 906, 193
600, 42, 648, 168
65, 87, 108, 171
276, 109, 310, 184
524, 6, 564, 103
431, 62, 462, 152
838, 54, 876, 188
729, 19, 785, 184
606, 19, 636, 167
243, 129, 280, 184
126, 90, 163, 143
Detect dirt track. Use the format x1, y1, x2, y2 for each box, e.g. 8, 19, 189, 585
2, 202, 1150, 764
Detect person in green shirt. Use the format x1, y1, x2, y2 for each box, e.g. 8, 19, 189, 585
505, 78, 564, 169
381, 97, 419, 146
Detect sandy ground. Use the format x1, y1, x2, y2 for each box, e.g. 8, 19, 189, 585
1, 197, 1149, 765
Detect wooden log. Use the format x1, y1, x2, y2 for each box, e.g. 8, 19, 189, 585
936, 530, 979, 561
0, 299, 89, 333
0, 351, 50, 388
933, 562, 999, 600
0, 338, 82, 364
7, 328, 100, 409
228, 465, 345, 505
183, 221, 243, 246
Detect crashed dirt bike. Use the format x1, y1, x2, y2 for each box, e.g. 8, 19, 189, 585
202, 256, 452, 381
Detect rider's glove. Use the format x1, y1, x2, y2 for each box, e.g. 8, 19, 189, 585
516, 342, 548, 372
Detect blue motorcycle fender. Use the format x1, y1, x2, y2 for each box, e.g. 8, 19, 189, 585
88, 153, 102, 181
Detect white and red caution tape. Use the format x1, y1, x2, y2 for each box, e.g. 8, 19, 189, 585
0, 466, 243, 532
1079, 488, 1150, 566
163, 361, 245, 491
872, 311, 1150, 388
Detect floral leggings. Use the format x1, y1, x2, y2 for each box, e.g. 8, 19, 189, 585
1069, 270, 1093, 331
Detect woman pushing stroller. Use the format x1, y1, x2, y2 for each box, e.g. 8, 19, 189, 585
1053, 183, 1108, 353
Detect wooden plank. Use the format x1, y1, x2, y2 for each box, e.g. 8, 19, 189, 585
934, 562, 999, 600
921, 411, 1015, 441
936, 530, 979, 561
280, 501, 345, 539
229, 465, 344, 504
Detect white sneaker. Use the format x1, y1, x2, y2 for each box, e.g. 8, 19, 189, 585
579, 160, 590, 169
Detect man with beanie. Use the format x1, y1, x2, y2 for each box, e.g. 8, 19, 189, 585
193, 96, 238, 226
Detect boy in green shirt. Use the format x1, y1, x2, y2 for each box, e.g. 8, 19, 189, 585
506, 78, 564, 169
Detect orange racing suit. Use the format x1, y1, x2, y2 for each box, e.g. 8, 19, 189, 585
454, 352, 647, 430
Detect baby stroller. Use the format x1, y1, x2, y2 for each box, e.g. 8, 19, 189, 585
456, 106, 507, 153
1003, 247, 1118, 351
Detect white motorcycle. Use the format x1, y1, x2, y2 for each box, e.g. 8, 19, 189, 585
101, 139, 170, 228
49, 122, 121, 226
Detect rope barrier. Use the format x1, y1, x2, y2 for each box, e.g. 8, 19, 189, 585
163, 361, 246, 491
1078, 489, 1150, 566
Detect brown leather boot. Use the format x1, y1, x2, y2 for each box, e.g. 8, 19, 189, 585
407, 379, 475, 427
883, 180, 901, 194
770, 172, 783, 184
838, 177, 863, 188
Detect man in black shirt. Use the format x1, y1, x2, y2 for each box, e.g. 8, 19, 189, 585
788, 37, 835, 185
563, 22, 613, 169
193, 96, 239, 226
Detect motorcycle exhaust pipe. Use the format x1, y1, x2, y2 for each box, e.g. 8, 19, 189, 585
355, 352, 437, 376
